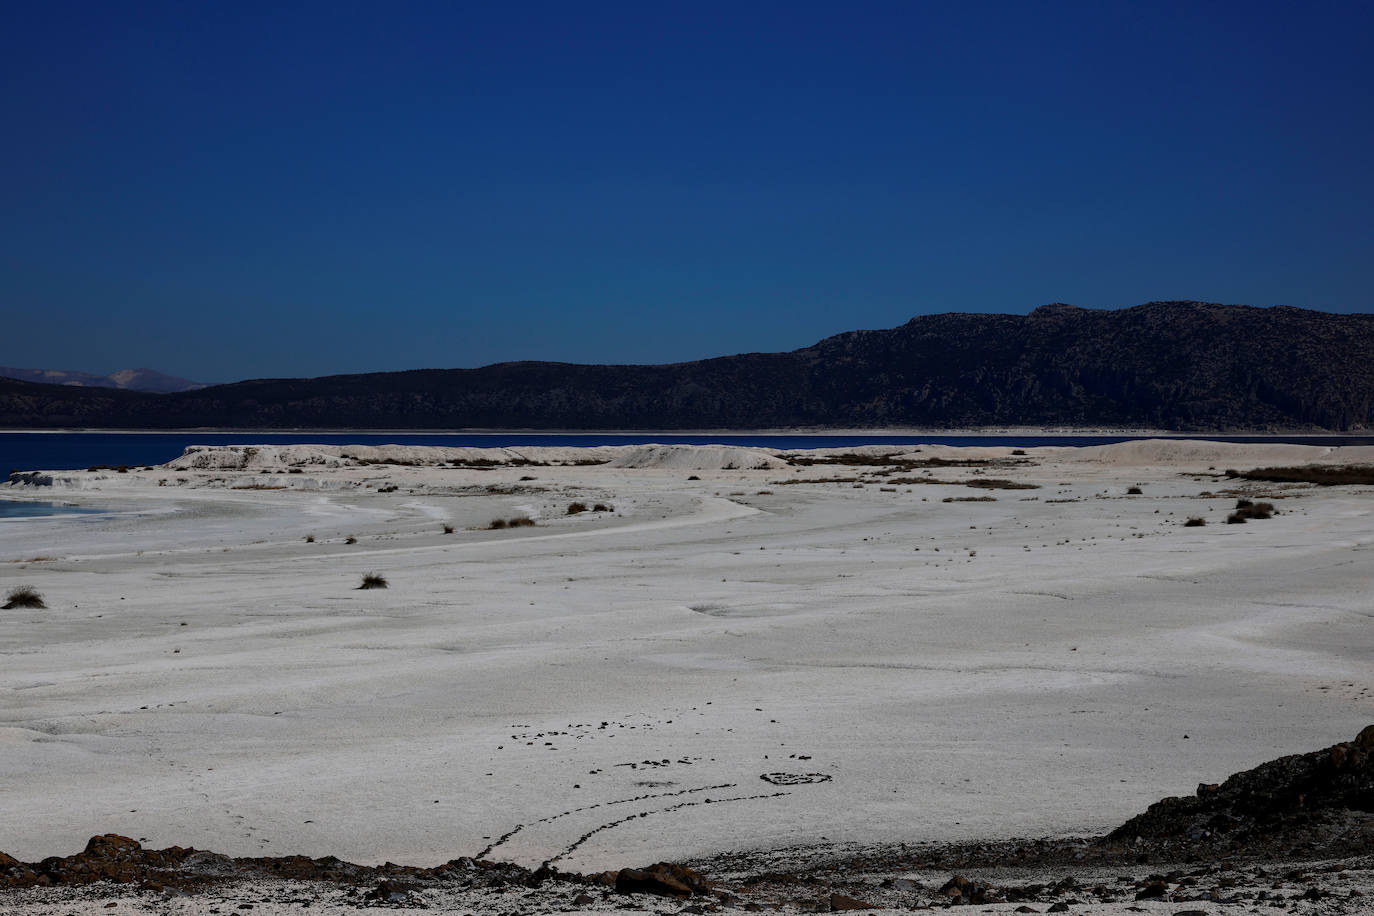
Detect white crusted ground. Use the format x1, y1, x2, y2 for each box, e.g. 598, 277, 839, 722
1, 441, 1371, 897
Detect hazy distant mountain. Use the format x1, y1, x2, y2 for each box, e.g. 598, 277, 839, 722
0, 367, 205, 394
1, 302, 1372, 430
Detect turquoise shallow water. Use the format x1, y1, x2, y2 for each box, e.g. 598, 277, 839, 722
0, 500, 100, 519
3, 430, 1373, 473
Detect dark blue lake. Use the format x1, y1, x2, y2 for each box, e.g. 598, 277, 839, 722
3, 431, 1372, 473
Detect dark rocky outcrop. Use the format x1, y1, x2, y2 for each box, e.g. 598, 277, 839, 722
3, 302, 1372, 430
1101, 725, 1374, 860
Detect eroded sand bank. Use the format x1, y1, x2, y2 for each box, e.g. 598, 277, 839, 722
1, 440, 1371, 875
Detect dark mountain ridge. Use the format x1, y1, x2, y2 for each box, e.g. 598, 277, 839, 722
0, 367, 205, 393
3, 301, 1372, 430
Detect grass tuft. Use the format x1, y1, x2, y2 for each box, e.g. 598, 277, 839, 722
358, 572, 388, 590
3, 585, 45, 609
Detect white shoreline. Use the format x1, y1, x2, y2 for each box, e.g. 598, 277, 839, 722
2, 439, 1371, 877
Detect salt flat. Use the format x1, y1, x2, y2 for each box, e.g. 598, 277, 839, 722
1, 440, 1370, 874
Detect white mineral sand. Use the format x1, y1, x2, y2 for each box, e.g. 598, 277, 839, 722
1, 440, 1370, 877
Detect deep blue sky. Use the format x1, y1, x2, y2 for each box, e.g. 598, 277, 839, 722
3, 1, 1372, 383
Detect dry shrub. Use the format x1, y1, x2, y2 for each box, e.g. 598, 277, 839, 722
567, 502, 588, 515
1184, 517, 1206, 527
1234, 501, 1275, 521
1237, 465, 1374, 486
3, 585, 45, 609
358, 572, 388, 590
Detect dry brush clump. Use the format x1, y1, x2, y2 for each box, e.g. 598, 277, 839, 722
567, 502, 588, 515
3, 585, 46, 609
1230, 464, 1374, 486
488, 517, 536, 530
357, 572, 388, 590
1184, 517, 1207, 527
1228, 498, 1276, 524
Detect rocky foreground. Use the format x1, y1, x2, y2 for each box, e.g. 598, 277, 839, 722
3, 727, 1372, 913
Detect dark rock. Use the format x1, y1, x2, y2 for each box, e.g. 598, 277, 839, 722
938, 875, 999, 905
828, 893, 876, 911
363, 880, 413, 903
1135, 881, 1168, 900
616, 863, 710, 898
1048, 904, 1070, 913
1104, 725, 1374, 861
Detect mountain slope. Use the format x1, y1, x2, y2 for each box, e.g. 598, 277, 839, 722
1, 302, 1371, 430
0, 367, 205, 393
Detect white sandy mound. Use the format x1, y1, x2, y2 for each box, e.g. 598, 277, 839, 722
163, 443, 790, 472
1067, 438, 1374, 467
604, 444, 787, 470
166, 445, 362, 470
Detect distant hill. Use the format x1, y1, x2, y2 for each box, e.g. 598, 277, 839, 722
1, 302, 1371, 430
0, 367, 205, 394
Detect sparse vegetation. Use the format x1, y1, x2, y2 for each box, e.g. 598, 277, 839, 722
1184, 517, 1206, 527
943, 496, 997, 502
3, 585, 45, 609
442, 524, 454, 534
1127, 486, 1143, 495
962, 478, 1040, 490
687, 475, 700, 481
488, 517, 536, 530
1232, 465, 1374, 486
344, 536, 358, 544
1232, 500, 1275, 521
358, 572, 388, 590
305, 535, 315, 543
1227, 512, 1247, 524
592, 503, 612, 512
567, 502, 588, 515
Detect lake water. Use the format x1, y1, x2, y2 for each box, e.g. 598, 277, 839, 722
0, 500, 101, 519
3, 430, 1372, 473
